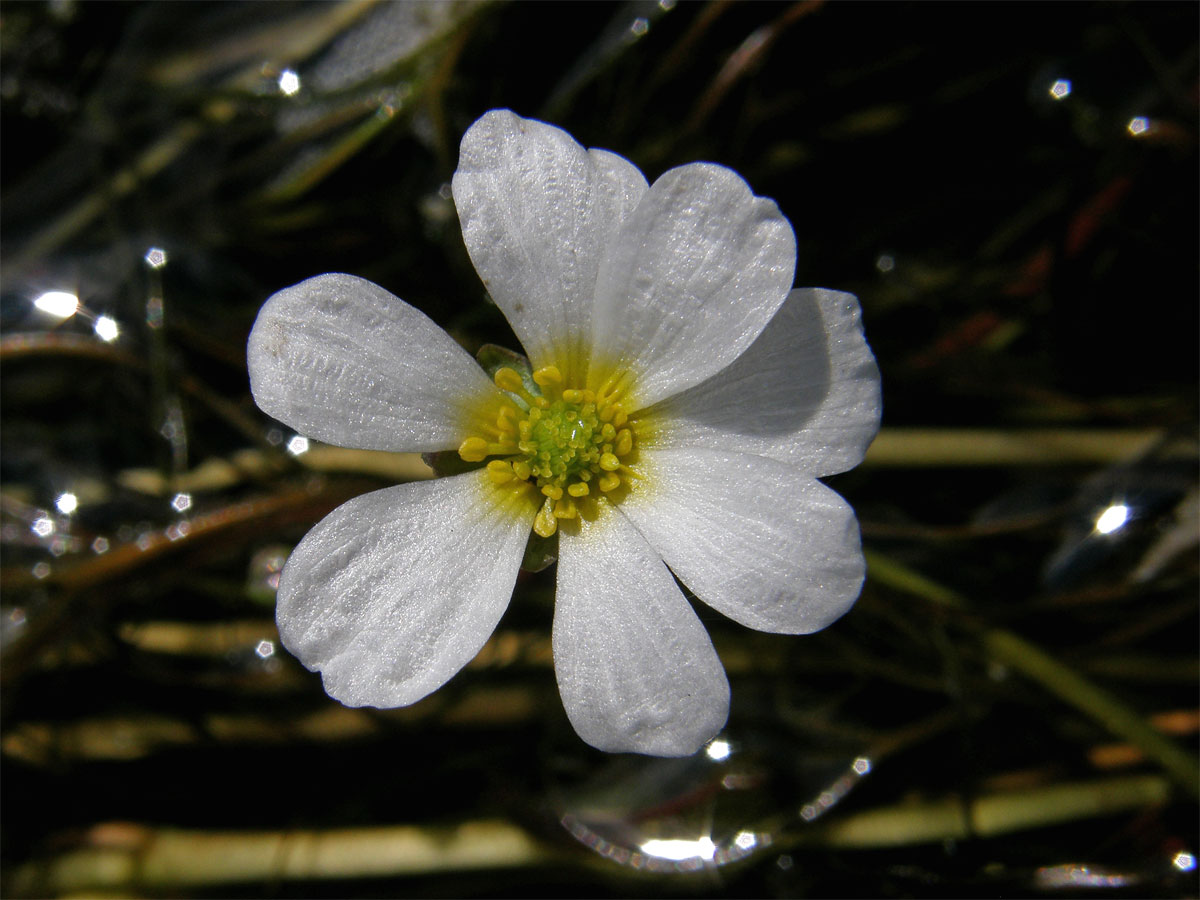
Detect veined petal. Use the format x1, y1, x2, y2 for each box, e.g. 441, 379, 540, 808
276, 470, 535, 708
642, 289, 881, 477
248, 273, 502, 452
452, 109, 648, 382
590, 163, 796, 409
554, 507, 729, 756
621, 448, 865, 635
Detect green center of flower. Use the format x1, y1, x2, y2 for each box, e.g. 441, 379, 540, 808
459, 365, 636, 537
527, 398, 604, 481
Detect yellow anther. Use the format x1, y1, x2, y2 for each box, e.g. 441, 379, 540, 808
596, 372, 622, 400
533, 500, 557, 538
486, 460, 515, 484
459, 436, 490, 462
497, 406, 518, 432
614, 428, 633, 456
494, 367, 525, 394
470, 365, 638, 523
532, 366, 562, 387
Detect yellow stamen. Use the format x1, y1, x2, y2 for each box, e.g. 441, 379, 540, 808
494, 367, 525, 394
486, 460, 515, 484
532, 366, 562, 387
459, 436, 490, 462
614, 428, 633, 456
497, 406, 519, 432
460, 362, 640, 531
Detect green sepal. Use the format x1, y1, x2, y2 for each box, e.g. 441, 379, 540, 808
520, 527, 558, 573
475, 343, 544, 405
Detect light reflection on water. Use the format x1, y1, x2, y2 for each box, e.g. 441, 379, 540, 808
552, 732, 873, 872
1034, 863, 1135, 890
277, 69, 300, 96
33, 290, 79, 318
93, 314, 119, 342
705, 738, 731, 761
143, 246, 168, 269
553, 735, 766, 872
247, 545, 289, 597
1094, 502, 1129, 535
799, 755, 872, 822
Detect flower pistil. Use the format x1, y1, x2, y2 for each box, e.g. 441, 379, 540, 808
459, 365, 639, 537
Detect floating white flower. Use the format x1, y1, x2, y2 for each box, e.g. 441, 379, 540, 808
247, 109, 881, 756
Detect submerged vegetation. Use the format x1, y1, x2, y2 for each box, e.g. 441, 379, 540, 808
2, 2, 1197, 896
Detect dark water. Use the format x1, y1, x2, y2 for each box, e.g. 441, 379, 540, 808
2, 2, 1196, 897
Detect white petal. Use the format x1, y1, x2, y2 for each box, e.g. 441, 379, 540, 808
452, 110, 648, 381
590, 163, 796, 409
621, 448, 865, 635
553, 507, 729, 756
276, 470, 534, 707
642, 289, 881, 477
248, 273, 502, 452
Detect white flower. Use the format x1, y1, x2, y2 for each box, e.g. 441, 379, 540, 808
247, 109, 881, 756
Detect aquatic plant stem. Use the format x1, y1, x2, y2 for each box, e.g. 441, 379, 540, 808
802, 773, 1171, 848
861, 427, 1171, 466
10, 820, 561, 896
864, 549, 1200, 799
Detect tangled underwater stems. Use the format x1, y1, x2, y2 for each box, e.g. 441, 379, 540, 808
246, 109, 881, 756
